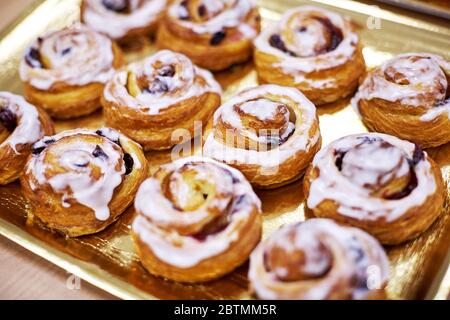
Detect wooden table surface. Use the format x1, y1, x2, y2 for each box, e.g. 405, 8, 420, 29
0, 0, 114, 300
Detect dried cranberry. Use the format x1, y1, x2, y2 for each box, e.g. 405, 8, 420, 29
158, 65, 175, 77
198, 4, 206, 17
92, 145, 108, 159
0, 108, 17, 132
123, 153, 134, 175
210, 31, 226, 45
102, 0, 129, 13
25, 47, 42, 68
269, 34, 295, 56
145, 78, 169, 94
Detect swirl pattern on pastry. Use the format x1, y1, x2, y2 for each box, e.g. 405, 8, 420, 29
254, 6, 365, 105
249, 218, 390, 300
0, 92, 54, 185
20, 24, 124, 119
203, 84, 321, 189
102, 50, 221, 150
156, 0, 261, 70
81, 0, 167, 41
21, 128, 148, 237
303, 133, 445, 244
132, 156, 262, 282
352, 53, 450, 148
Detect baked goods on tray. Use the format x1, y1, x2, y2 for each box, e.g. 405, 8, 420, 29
203, 84, 321, 189
352, 53, 450, 148
254, 5, 365, 105
20, 25, 124, 119
132, 156, 262, 282
102, 49, 221, 150
81, 0, 167, 43
249, 218, 390, 300
156, 0, 261, 71
303, 133, 445, 244
0, 92, 54, 185
21, 128, 148, 237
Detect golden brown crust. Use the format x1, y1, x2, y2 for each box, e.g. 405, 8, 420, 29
156, 0, 261, 71
353, 53, 450, 148
253, 6, 365, 105
131, 156, 262, 282
0, 98, 54, 185
203, 84, 321, 189
303, 133, 445, 245
248, 218, 390, 300
102, 50, 222, 150
20, 128, 148, 237
20, 27, 124, 119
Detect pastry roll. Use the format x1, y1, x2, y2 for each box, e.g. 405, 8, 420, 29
0, 92, 54, 185
352, 53, 450, 148
20, 25, 124, 119
132, 156, 262, 282
156, 0, 261, 71
21, 128, 148, 237
253, 6, 365, 105
203, 84, 321, 189
81, 0, 167, 43
102, 50, 221, 150
303, 133, 445, 245
249, 218, 390, 300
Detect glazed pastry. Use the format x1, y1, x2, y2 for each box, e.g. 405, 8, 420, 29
102, 50, 221, 150
0, 92, 54, 185
81, 0, 167, 43
203, 84, 321, 189
132, 156, 262, 282
156, 0, 261, 71
303, 133, 445, 245
20, 25, 124, 119
253, 6, 365, 105
352, 53, 450, 148
20, 128, 148, 237
249, 218, 390, 300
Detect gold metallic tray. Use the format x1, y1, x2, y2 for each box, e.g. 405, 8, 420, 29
0, 0, 449, 300
375, 0, 450, 20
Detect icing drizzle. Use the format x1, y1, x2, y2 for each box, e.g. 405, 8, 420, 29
82, 0, 167, 39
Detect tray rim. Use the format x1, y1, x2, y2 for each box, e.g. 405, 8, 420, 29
0, 0, 449, 300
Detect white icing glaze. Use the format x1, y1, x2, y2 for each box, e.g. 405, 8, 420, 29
82, 0, 167, 39
239, 99, 281, 121
253, 6, 358, 87
25, 128, 133, 221
340, 142, 410, 189
306, 133, 437, 222
132, 156, 261, 268
103, 50, 221, 115
248, 218, 390, 300
352, 53, 450, 122
19, 24, 117, 90
203, 84, 320, 171
0, 92, 44, 154
168, 0, 257, 37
